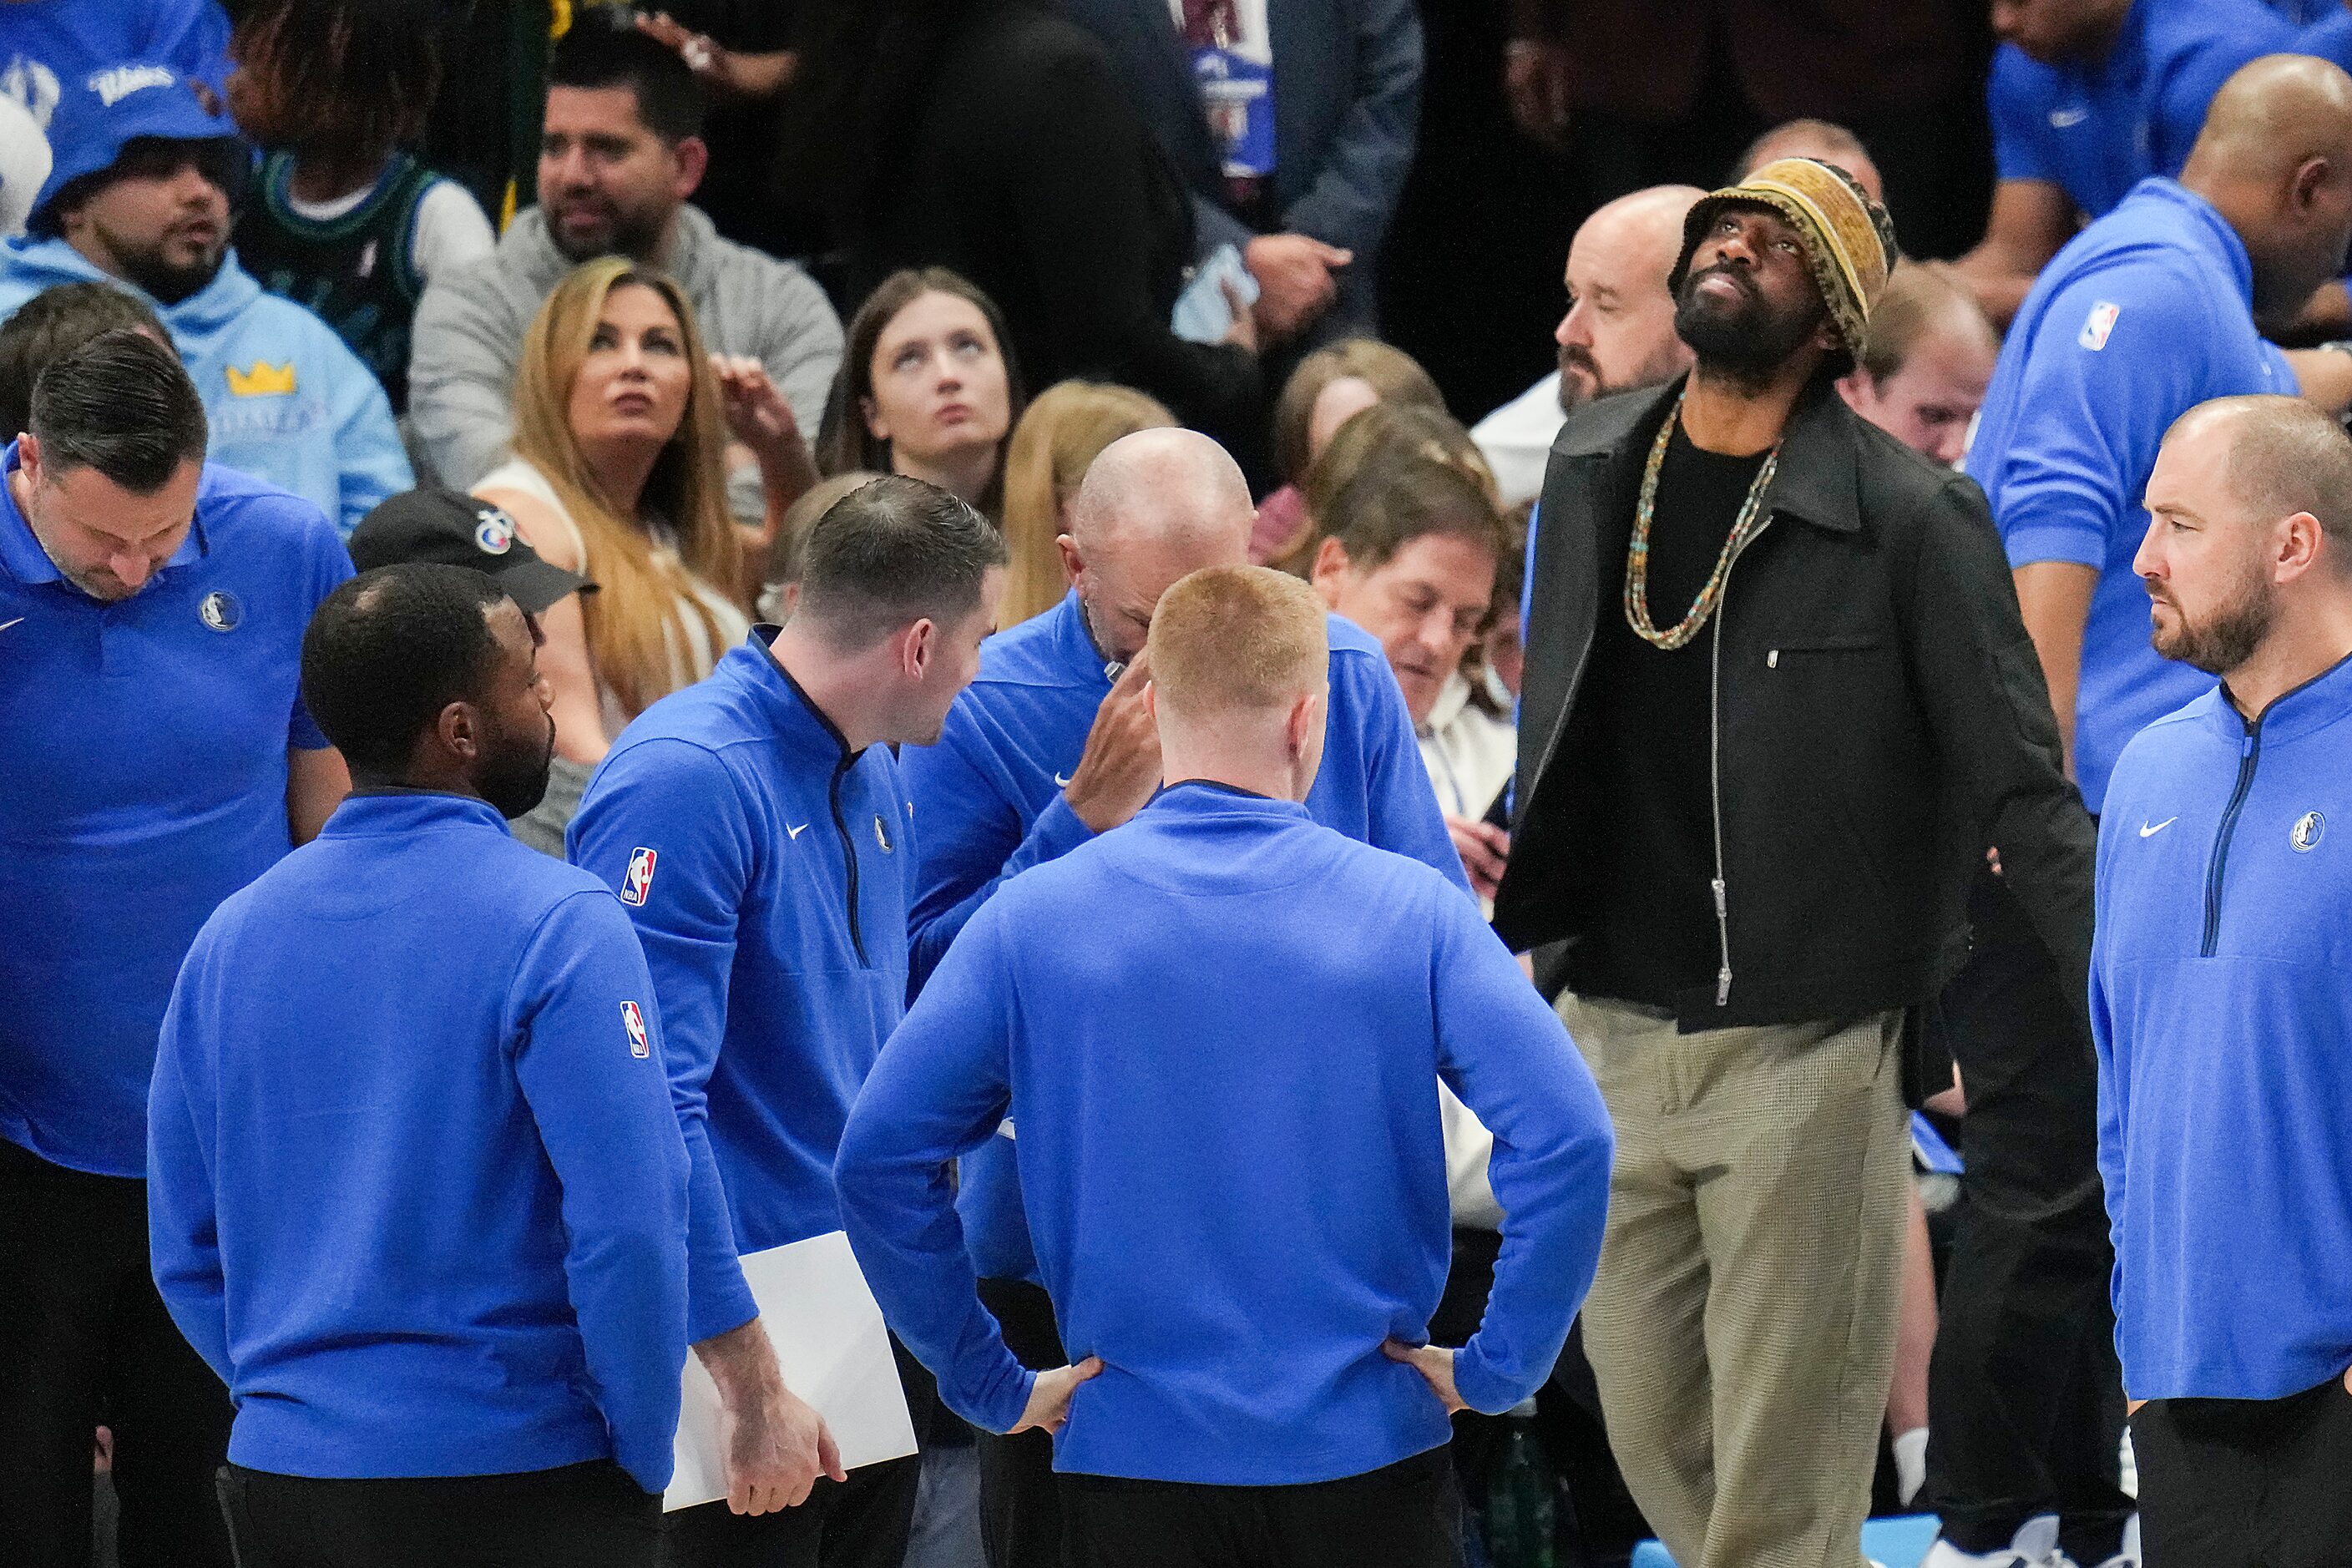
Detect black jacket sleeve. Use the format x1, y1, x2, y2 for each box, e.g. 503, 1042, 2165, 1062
1897, 471, 2098, 1023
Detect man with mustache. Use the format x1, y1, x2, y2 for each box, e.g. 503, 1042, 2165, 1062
410, 18, 839, 523
2094, 394, 2352, 1568
149, 561, 695, 1567
1495, 158, 2096, 1568
0, 327, 353, 1568
1472, 184, 1699, 506
0, 58, 410, 536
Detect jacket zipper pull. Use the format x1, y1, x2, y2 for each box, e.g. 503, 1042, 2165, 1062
1712, 878, 1731, 1004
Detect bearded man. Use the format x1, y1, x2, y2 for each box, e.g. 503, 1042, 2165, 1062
1494, 159, 2096, 1568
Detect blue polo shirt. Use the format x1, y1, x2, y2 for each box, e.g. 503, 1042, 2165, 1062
1965, 178, 2294, 814
569, 630, 918, 1343
900, 589, 1469, 1285
0, 447, 351, 1176
1987, 0, 2291, 220
2299, 7, 2352, 70
2094, 656, 2352, 1401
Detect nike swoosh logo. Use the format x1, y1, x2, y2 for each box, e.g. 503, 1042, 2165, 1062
1054, 771, 1073, 787
2050, 107, 2088, 128
2139, 816, 2177, 838
787, 822, 809, 840
0, 617, 21, 631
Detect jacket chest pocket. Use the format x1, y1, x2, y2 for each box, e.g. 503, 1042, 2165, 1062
1763, 631, 1884, 669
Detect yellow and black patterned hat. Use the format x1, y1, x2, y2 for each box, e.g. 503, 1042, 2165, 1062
1667, 157, 1898, 353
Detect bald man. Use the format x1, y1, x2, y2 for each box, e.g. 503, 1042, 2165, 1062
1734, 119, 1885, 202
898, 428, 1469, 1568
1472, 184, 1702, 504
1839, 262, 1999, 467
845, 566, 1612, 1568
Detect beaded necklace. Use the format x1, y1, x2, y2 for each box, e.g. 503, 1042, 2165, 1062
1623, 390, 1781, 651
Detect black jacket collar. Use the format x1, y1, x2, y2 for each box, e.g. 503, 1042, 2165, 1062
1552, 372, 1863, 536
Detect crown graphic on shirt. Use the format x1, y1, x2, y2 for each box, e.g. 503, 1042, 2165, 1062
225, 362, 296, 397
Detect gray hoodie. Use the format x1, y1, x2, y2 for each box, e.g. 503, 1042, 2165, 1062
407, 205, 843, 515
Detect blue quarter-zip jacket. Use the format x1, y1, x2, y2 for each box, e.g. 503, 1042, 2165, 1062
2093, 653, 2352, 1400
902, 589, 1469, 1282
146, 793, 691, 1491
837, 784, 1612, 1484
570, 630, 917, 1342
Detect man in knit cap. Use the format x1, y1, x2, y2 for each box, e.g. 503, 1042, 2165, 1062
1495, 159, 2095, 1568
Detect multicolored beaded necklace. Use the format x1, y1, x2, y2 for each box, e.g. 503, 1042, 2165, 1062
1623, 389, 1782, 651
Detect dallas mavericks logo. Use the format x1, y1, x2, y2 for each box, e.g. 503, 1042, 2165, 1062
620, 999, 650, 1059
620, 847, 658, 905
873, 814, 893, 853
2292, 812, 2325, 852
197, 590, 241, 632
473, 508, 515, 554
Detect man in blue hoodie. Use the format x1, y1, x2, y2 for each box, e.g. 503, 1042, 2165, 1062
0, 58, 410, 534
0, 327, 351, 1568
149, 562, 690, 1566
838, 564, 1614, 1568
2094, 393, 2352, 1567
571, 475, 1006, 1568
898, 425, 1472, 1567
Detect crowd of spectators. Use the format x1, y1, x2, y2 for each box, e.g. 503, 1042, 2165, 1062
10, 2, 2352, 1566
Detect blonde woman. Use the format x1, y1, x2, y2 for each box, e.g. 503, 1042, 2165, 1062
996, 380, 1173, 627
476, 259, 799, 774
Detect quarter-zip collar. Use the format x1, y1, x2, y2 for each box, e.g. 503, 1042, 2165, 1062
320, 790, 512, 839
2210, 648, 2352, 749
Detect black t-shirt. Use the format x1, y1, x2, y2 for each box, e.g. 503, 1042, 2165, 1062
1565, 418, 1772, 1010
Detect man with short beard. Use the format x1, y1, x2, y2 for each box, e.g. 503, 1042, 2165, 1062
1473, 185, 1699, 505
149, 563, 695, 1568
0, 59, 411, 535
410, 18, 839, 521
1495, 159, 2096, 1568
2094, 393, 2352, 1567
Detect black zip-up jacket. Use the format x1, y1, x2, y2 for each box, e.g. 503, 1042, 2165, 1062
1494, 377, 2097, 1031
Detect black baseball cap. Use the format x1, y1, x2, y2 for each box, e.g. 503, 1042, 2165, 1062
348, 488, 594, 615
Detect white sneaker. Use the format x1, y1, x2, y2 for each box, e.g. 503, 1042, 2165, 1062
1922, 1515, 2063, 1568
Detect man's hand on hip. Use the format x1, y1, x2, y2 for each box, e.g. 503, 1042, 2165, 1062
1009, 1357, 1105, 1437
1383, 1338, 1467, 1414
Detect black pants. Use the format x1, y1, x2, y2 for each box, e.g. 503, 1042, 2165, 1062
972, 1277, 1067, 1568
1060, 1447, 1461, 1568
218, 1459, 660, 1567
2132, 1375, 2352, 1568
0, 1137, 235, 1568
663, 1337, 934, 1568
1924, 873, 2133, 1562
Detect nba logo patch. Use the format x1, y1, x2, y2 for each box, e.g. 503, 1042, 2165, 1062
620, 847, 658, 905
2078, 301, 2120, 352
620, 999, 650, 1059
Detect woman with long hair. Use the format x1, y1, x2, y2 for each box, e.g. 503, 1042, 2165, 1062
476, 259, 798, 787
815, 267, 1024, 515
995, 380, 1173, 627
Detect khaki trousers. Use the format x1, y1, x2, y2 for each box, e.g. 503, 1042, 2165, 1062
1557, 994, 1909, 1568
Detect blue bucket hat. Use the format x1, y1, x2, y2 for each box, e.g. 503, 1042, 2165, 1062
30, 62, 240, 235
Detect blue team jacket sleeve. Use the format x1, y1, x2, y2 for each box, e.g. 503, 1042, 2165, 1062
508, 892, 693, 1493
2087, 815, 2131, 1364
1973, 266, 2208, 573
146, 968, 231, 1384
1347, 652, 1475, 893
324, 341, 412, 536
904, 708, 1096, 989
836, 907, 1036, 1435
569, 740, 759, 1343
1427, 891, 1614, 1414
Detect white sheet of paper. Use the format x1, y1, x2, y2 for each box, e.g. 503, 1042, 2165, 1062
665, 1231, 918, 1512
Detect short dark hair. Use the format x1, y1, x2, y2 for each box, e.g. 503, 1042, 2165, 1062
796, 475, 1008, 648
548, 15, 708, 143
29, 329, 207, 491
0, 284, 169, 441
229, 0, 447, 161
1323, 453, 1509, 576
301, 564, 513, 779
